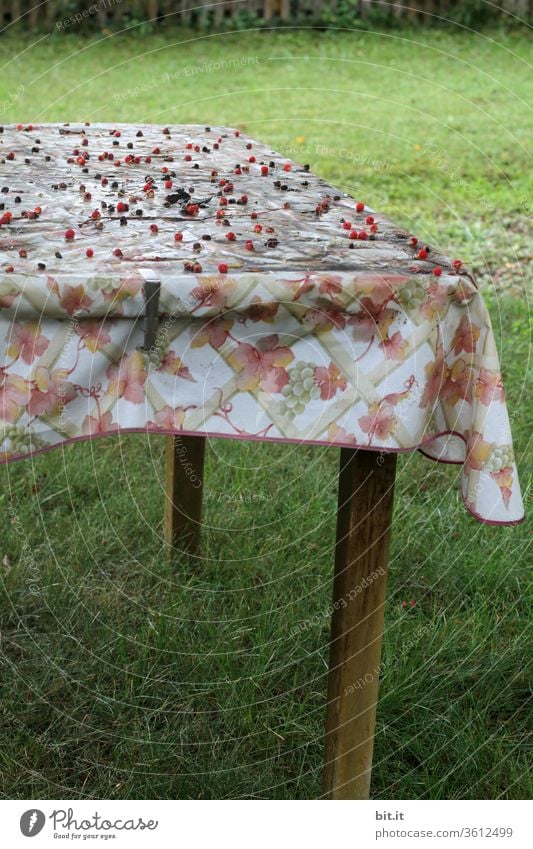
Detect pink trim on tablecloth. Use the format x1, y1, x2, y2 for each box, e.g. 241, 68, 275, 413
1, 424, 523, 526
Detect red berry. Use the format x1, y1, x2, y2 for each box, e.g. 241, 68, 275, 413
116, 202, 128, 213
150, 224, 158, 234
226, 232, 236, 241
113, 248, 123, 257
245, 240, 254, 251
165, 180, 172, 189
152, 147, 160, 154
365, 215, 374, 225
174, 232, 183, 242
342, 221, 352, 230
249, 156, 256, 163
240, 195, 248, 204
283, 163, 291, 172
193, 262, 202, 273
417, 248, 428, 260
452, 259, 462, 270
19, 249, 27, 258
91, 209, 101, 220
349, 230, 358, 240
358, 230, 368, 240
432, 266, 442, 276
6, 265, 14, 272
254, 224, 263, 233
218, 263, 228, 274
6, 152, 15, 161
86, 248, 94, 258
64, 228, 75, 241
409, 237, 418, 247
356, 202, 364, 212
261, 165, 269, 175
370, 223, 378, 233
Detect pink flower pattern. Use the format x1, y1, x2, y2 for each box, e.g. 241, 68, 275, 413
0, 122, 522, 524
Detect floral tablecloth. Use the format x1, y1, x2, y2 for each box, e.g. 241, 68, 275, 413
0, 123, 524, 524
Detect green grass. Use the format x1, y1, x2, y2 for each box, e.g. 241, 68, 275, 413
0, 28, 531, 799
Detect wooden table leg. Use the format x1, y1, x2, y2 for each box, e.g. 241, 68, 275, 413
323, 448, 397, 799
164, 434, 206, 554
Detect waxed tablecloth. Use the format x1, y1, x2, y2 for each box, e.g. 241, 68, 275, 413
0, 123, 524, 525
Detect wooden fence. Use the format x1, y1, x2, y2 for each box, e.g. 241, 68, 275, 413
0, 1, 530, 31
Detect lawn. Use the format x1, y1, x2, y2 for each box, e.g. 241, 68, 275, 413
0, 27, 531, 800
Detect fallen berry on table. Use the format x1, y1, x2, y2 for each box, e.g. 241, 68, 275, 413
261, 165, 269, 175
174, 232, 183, 241
432, 266, 442, 276
356, 201, 364, 212
245, 240, 254, 251
113, 248, 123, 257
86, 248, 94, 258
417, 248, 428, 260
358, 230, 368, 240
64, 228, 75, 241
226, 232, 236, 241
452, 259, 462, 270
150, 224, 158, 234
365, 215, 374, 225
218, 263, 228, 273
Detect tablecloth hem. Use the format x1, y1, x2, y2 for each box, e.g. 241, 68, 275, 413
1, 424, 524, 526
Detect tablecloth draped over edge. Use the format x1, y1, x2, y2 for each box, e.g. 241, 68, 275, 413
0, 268, 524, 525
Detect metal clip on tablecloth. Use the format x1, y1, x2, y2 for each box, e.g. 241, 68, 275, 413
139, 279, 161, 355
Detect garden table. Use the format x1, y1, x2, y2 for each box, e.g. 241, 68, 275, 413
0, 123, 524, 799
